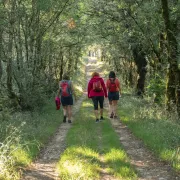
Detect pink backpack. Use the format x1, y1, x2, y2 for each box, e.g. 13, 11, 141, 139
55, 97, 61, 110
109, 78, 117, 92
93, 80, 102, 92
60, 81, 71, 97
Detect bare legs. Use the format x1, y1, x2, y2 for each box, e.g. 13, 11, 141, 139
63, 105, 72, 123
109, 100, 118, 118
100, 108, 103, 117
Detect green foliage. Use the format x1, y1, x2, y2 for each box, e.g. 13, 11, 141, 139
146, 74, 166, 103
0, 126, 22, 180
0, 56, 86, 179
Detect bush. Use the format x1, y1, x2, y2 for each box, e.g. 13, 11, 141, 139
146, 74, 166, 104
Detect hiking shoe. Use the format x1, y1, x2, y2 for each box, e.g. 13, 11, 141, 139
63, 116, 66, 123
68, 120, 72, 123
110, 113, 114, 118
100, 116, 104, 121
96, 119, 99, 123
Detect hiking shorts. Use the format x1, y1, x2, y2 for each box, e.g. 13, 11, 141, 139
108, 91, 119, 101
92, 96, 104, 110
61, 95, 73, 106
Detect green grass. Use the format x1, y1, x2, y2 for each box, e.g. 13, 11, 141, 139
0, 57, 87, 180
56, 98, 137, 180
0, 100, 64, 179
0, 99, 62, 179
118, 94, 180, 172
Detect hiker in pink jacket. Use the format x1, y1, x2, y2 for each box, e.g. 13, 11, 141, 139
87, 72, 107, 123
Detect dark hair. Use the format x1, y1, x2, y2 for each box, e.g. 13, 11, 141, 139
91, 72, 99, 78
109, 71, 116, 78
62, 73, 70, 80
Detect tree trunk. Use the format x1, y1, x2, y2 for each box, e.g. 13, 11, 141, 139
161, 0, 180, 114
128, 60, 134, 88
7, 0, 15, 98
60, 54, 64, 81
0, 28, 3, 81
132, 46, 147, 97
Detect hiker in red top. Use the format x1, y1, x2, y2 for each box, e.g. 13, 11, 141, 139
106, 71, 121, 119
88, 72, 107, 123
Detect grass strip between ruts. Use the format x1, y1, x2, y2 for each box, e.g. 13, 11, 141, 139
56, 98, 137, 180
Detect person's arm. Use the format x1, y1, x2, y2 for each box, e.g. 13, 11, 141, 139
70, 82, 77, 100
116, 79, 122, 95
101, 79, 107, 97
106, 79, 109, 91
87, 80, 92, 98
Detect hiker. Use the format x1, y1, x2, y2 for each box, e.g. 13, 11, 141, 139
106, 71, 121, 119
87, 72, 107, 122
58, 73, 76, 123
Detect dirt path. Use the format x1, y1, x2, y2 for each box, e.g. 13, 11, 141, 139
108, 115, 180, 180
87, 57, 119, 180
21, 57, 106, 180
88, 57, 180, 180
21, 95, 85, 180
21, 77, 87, 179
21, 57, 180, 180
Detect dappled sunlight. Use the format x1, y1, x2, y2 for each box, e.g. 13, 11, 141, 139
104, 148, 127, 162
82, 101, 93, 107
74, 84, 83, 92
12, 147, 32, 166
160, 149, 175, 161
118, 166, 136, 178
57, 146, 100, 179
102, 148, 137, 179
160, 148, 180, 170
62, 160, 84, 175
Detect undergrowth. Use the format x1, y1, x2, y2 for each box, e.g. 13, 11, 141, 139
118, 93, 180, 172
0, 58, 86, 179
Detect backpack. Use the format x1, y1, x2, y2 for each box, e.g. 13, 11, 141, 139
60, 81, 71, 97
109, 78, 117, 92
55, 96, 61, 110
93, 80, 102, 92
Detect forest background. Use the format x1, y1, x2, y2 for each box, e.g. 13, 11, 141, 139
0, 0, 180, 179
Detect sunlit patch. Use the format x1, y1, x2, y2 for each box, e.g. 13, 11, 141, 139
82, 102, 93, 107
105, 148, 127, 162
74, 85, 83, 92
12, 148, 31, 165
57, 146, 100, 179
160, 149, 172, 160
118, 166, 134, 177
160, 148, 180, 170
104, 148, 137, 179
63, 160, 83, 174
